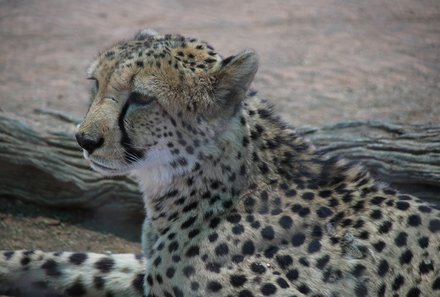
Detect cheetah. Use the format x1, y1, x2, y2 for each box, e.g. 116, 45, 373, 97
1, 29, 439, 297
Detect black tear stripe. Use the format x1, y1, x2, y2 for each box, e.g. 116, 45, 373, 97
118, 101, 145, 163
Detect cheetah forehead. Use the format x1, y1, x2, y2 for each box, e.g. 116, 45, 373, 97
87, 32, 223, 80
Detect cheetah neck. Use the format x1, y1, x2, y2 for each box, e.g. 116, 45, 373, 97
131, 107, 256, 232
131, 96, 371, 233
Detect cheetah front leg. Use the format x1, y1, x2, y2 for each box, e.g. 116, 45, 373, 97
0, 250, 146, 297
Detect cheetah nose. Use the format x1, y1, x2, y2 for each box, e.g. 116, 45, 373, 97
75, 132, 104, 155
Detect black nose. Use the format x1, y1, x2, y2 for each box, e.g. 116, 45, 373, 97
75, 132, 104, 155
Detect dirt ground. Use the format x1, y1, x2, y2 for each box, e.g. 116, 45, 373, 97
0, 0, 439, 253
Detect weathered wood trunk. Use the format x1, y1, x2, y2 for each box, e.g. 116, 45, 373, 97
298, 123, 440, 204
0, 110, 439, 216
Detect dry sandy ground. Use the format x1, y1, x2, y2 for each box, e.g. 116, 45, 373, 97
0, 0, 439, 252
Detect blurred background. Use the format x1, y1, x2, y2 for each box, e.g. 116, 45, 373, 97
0, 0, 439, 252
1, 0, 439, 126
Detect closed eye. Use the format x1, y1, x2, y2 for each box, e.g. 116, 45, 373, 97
127, 92, 155, 106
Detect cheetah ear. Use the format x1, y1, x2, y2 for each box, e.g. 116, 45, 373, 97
213, 50, 258, 108
134, 28, 159, 40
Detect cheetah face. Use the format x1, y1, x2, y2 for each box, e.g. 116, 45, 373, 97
76, 30, 258, 177
77, 86, 176, 176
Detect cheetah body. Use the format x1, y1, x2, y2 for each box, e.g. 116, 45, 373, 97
1, 30, 439, 297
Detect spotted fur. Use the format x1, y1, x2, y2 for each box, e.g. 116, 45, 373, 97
1, 29, 439, 297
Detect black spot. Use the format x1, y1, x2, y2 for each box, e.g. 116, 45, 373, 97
316, 255, 330, 270
261, 226, 275, 240
418, 205, 432, 213
370, 209, 382, 220
377, 259, 389, 276
173, 286, 184, 297
399, 250, 413, 265
153, 256, 161, 267
275, 255, 293, 269
373, 241, 386, 252
278, 216, 293, 229
298, 207, 310, 217
230, 274, 247, 287
251, 262, 266, 274
259, 163, 270, 174
95, 257, 115, 273
302, 192, 314, 200
188, 229, 200, 239
429, 219, 440, 233
93, 276, 104, 289
166, 267, 175, 278
181, 216, 197, 229
191, 281, 199, 291
3, 251, 14, 260
23, 250, 34, 256
418, 236, 429, 248
378, 284, 386, 297
354, 283, 368, 297
146, 274, 153, 286
433, 277, 440, 290
232, 255, 244, 263
359, 230, 369, 240
232, 224, 245, 235
291, 233, 306, 247
239, 290, 255, 297
168, 241, 179, 253
207, 281, 222, 292
286, 269, 299, 281
208, 233, 218, 242
242, 240, 255, 255
261, 283, 277, 295
317, 206, 333, 218
41, 259, 62, 277
69, 253, 87, 265
227, 214, 241, 223
185, 245, 200, 257
353, 200, 365, 212
407, 215, 421, 227
285, 189, 297, 197
379, 221, 392, 233
132, 274, 144, 295
406, 287, 421, 297
209, 217, 221, 228
297, 283, 310, 294
264, 246, 279, 258
392, 274, 405, 290
205, 261, 222, 273
65, 280, 86, 296
276, 277, 290, 288
370, 196, 386, 205
394, 232, 408, 247
182, 201, 198, 213
20, 257, 30, 266
322, 267, 343, 283
308, 240, 321, 253
318, 190, 332, 198
215, 243, 229, 256
419, 260, 434, 274
183, 265, 195, 277
352, 264, 366, 277
395, 201, 410, 211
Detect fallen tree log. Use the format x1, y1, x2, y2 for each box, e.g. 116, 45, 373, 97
0, 110, 438, 215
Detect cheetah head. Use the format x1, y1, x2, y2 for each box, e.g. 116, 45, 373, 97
76, 29, 258, 179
